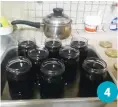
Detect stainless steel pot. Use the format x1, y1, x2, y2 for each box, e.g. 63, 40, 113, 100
11, 8, 72, 40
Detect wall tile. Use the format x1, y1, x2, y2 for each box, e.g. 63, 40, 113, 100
49, 4, 56, 11
43, 4, 50, 11
36, 3, 42, 10
2, 1, 114, 30
64, 4, 70, 11
92, 4, 99, 11
85, 5, 92, 11
99, 5, 106, 10
84, 12, 90, 17
78, 4, 85, 11
28, 2, 35, 10
57, 3, 64, 8
78, 1, 85, 4
107, 1, 113, 4
64, 1, 70, 4
85, 1, 92, 5
71, 4, 77, 11
91, 11, 97, 16
106, 5, 112, 11
93, 1, 99, 4
72, 1, 78, 4
77, 18, 83, 24
43, 11, 50, 17
64, 11, 70, 17
36, 11, 42, 17
100, 1, 107, 5
29, 11, 35, 17
77, 12, 84, 19
71, 11, 76, 18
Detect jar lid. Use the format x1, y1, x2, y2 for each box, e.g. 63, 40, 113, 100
43, 8, 72, 25
82, 57, 107, 74
6, 56, 32, 80
28, 47, 49, 60
59, 46, 80, 59
40, 58, 65, 76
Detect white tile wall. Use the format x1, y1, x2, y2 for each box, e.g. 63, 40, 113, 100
1, 1, 114, 29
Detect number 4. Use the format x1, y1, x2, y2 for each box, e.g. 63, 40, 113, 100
104, 88, 111, 97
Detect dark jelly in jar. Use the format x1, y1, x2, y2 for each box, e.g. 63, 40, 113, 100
45, 38, 62, 58
18, 41, 36, 57
6, 56, 34, 100
71, 37, 88, 67
40, 58, 65, 99
59, 46, 80, 84
79, 57, 107, 97
28, 47, 49, 86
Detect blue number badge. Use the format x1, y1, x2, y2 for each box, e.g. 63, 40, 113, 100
97, 81, 117, 103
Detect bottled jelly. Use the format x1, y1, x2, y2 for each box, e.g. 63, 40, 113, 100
40, 58, 65, 99
59, 46, 80, 84
18, 41, 36, 57
71, 37, 88, 66
79, 57, 107, 97
28, 47, 49, 86
6, 56, 34, 100
45, 38, 62, 58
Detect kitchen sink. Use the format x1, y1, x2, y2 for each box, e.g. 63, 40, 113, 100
1, 45, 116, 107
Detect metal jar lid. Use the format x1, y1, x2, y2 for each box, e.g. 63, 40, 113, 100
43, 8, 72, 25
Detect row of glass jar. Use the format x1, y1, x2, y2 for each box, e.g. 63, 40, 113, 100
6, 36, 107, 99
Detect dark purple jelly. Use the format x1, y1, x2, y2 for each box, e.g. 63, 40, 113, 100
71, 39, 88, 67
18, 41, 36, 57
40, 58, 65, 99
45, 40, 62, 58
6, 56, 34, 100
79, 57, 107, 97
59, 46, 79, 84
28, 47, 49, 86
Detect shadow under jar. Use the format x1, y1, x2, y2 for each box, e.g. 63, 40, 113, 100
59, 46, 80, 84
79, 57, 107, 97
6, 56, 34, 100
70, 37, 88, 67
45, 38, 62, 58
28, 47, 49, 86
40, 58, 65, 99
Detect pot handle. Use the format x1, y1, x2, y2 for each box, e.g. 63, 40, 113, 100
11, 20, 40, 28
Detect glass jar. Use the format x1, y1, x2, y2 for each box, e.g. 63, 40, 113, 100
82, 57, 107, 82
28, 47, 49, 86
70, 37, 88, 66
45, 38, 62, 58
40, 58, 65, 98
59, 46, 80, 84
79, 57, 107, 97
6, 56, 34, 100
15, 33, 36, 57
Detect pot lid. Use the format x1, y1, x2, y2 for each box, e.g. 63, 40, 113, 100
43, 8, 72, 25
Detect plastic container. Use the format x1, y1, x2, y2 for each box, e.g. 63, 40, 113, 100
0, 16, 13, 35
0, 26, 13, 35
84, 16, 101, 33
